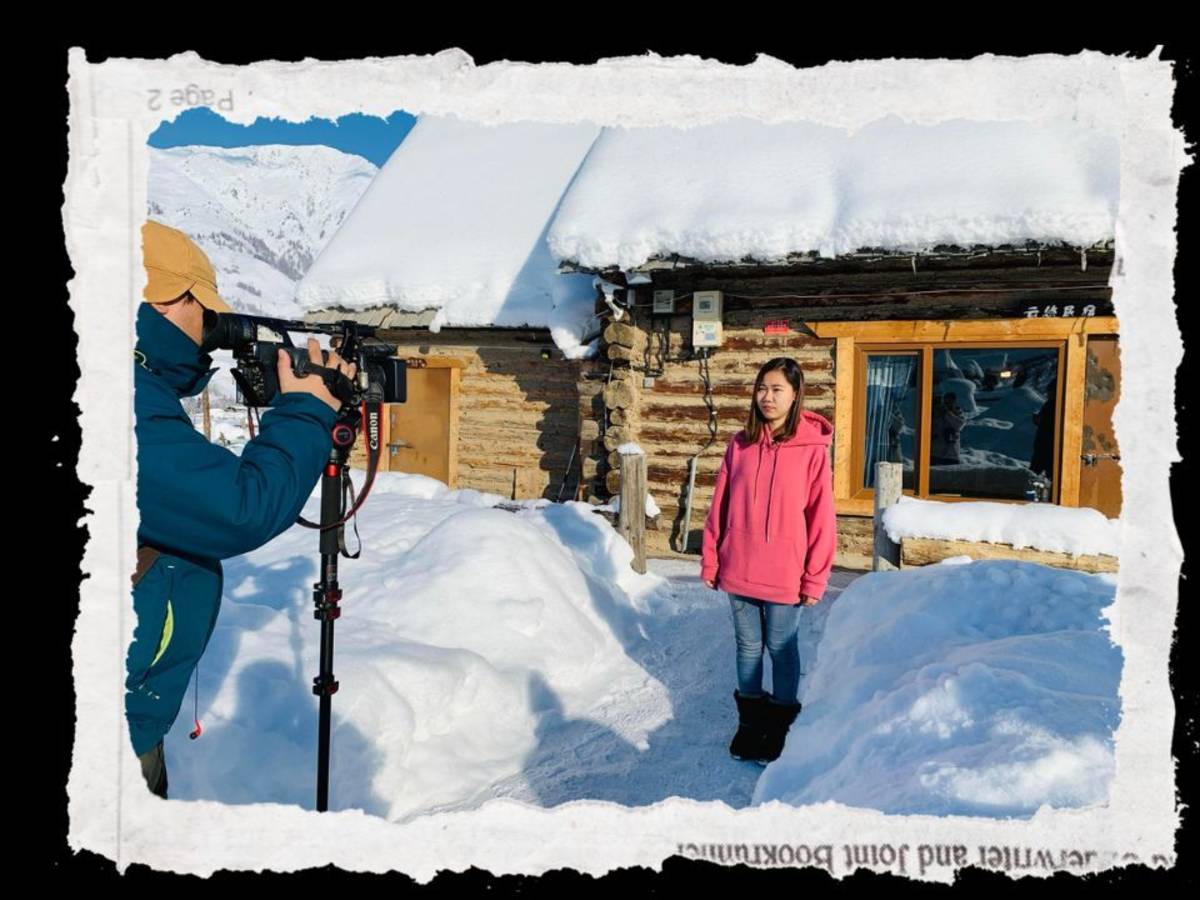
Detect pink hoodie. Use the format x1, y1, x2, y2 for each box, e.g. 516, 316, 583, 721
701, 409, 837, 604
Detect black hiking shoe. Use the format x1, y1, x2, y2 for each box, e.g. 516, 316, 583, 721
729, 690, 770, 761
755, 699, 803, 765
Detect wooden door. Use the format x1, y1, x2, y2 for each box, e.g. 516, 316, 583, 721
1077, 336, 1122, 517
385, 362, 460, 486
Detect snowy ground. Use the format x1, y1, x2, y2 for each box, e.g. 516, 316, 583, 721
156, 473, 856, 819
155, 471, 1120, 823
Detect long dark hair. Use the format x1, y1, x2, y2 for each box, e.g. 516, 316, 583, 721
745, 357, 806, 443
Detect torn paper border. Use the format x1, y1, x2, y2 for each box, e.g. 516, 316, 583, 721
63, 47, 1187, 882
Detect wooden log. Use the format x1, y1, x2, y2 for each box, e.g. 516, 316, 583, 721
680, 353, 835, 377
873, 462, 903, 571
579, 419, 600, 442
638, 257, 1113, 290
900, 536, 1118, 573
603, 426, 632, 452
629, 330, 837, 359
636, 416, 833, 445
605, 469, 622, 495
577, 245, 1113, 282
604, 321, 640, 347
609, 408, 627, 426
647, 464, 718, 488
577, 378, 605, 398
637, 405, 745, 426
604, 380, 638, 410
619, 449, 648, 574
646, 381, 832, 399
607, 344, 640, 363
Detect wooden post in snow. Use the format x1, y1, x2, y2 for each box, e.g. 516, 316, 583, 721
873, 461, 903, 571
618, 446, 647, 574
202, 386, 212, 442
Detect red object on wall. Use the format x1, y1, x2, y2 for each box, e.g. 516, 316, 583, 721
764, 319, 790, 334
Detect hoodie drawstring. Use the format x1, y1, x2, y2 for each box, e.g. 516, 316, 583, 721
765, 445, 780, 541
756, 431, 782, 542
753, 439, 765, 506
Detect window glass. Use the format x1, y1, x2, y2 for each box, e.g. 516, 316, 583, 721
928, 347, 1058, 500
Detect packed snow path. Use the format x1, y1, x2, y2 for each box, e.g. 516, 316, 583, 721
478, 560, 862, 812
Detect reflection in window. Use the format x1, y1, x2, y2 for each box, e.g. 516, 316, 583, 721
863, 355, 918, 491
928, 347, 1058, 500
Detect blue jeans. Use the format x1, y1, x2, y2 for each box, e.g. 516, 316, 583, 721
728, 593, 802, 704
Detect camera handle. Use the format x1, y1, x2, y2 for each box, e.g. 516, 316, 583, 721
287, 354, 358, 408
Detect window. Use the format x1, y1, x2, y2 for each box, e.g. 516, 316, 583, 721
855, 343, 1063, 503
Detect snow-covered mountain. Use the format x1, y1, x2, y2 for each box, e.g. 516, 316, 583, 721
148, 144, 378, 409
148, 144, 378, 319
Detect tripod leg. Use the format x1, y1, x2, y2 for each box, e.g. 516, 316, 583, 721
313, 454, 345, 813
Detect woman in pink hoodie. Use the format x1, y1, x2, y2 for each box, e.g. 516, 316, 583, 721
701, 357, 837, 764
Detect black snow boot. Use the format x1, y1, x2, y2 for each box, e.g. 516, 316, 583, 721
756, 699, 803, 765
729, 690, 770, 761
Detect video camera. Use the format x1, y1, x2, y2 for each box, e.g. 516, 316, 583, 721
200, 311, 407, 410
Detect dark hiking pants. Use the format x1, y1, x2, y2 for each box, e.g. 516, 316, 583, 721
138, 740, 168, 799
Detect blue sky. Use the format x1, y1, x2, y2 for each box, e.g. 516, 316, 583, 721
148, 108, 417, 168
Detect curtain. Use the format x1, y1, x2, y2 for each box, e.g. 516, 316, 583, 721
863, 355, 917, 488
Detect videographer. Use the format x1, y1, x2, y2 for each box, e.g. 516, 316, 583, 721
128, 220, 356, 798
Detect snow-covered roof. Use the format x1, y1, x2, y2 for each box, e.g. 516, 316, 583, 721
300, 116, 1119, 345
297, 116, 602, 355
548, 116, 1119, 271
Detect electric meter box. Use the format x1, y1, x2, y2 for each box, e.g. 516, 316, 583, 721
692, 290, 724, 348
652, 290, 676, 315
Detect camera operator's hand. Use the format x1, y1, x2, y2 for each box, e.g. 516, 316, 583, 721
277, 339, 357, 412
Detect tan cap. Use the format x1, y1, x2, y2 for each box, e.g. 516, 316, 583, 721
141, 220, 233, 313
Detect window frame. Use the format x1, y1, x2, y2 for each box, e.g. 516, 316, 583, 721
850, 341, 1066, 504
812, 317, 1118, 517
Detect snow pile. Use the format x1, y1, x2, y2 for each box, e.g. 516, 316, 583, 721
549, 116, 1118, 270
882, 496, 1120, 558
297, 116, 602, 358
161, 471, 668, 822
754, 561, 1122, 818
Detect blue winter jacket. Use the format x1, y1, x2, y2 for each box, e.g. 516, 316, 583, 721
126, 303, 337, 756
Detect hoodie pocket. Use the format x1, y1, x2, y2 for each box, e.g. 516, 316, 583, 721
719, 527, 802, 590
789, 523, 809, 570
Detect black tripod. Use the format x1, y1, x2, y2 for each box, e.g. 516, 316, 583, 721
204, 309, 403, 813
312, 420, 358, 812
